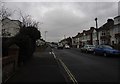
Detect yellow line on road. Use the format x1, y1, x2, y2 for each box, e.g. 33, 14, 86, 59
51, 50, 78, 84
59, 59, 78, 84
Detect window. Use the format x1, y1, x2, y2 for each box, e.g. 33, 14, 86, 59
101, 31, 105, 36
93, 32, 97, 38
103, 45, 113, 49
101, 40, 105, 44
106, 30, 110, 35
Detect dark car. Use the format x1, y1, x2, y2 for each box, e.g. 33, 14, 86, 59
93, 45, 120, 56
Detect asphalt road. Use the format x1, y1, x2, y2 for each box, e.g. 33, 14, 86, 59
53, 48, 120, 82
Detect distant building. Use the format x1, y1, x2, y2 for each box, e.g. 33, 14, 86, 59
60, 37, 72, 47
2, 18, 22, 37
76, 33, 83, 48
72, 35, 79, 48
36, 39, 45, 46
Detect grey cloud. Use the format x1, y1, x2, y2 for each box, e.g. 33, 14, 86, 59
118, 2, 120, 15
4, 2, 118, 42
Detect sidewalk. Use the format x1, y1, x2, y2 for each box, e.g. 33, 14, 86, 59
6, 47, 67, 83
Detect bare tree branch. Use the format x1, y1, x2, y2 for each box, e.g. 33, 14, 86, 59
0, 2, 12, 20
18, 9, 41, 28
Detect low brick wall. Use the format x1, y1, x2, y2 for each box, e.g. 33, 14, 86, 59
2, 46, 19, 83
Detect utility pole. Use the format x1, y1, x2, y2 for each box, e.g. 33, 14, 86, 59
44, 31, 48, 41
95, 17, 99, 45
64, 35, 66, 39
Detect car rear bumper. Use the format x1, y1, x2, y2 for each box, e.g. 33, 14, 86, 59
107, 53, 120, 56
87, 49, 94, 52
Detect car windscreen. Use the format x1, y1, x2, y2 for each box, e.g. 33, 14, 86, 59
88, 45, 95, 48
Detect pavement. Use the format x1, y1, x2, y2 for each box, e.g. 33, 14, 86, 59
5, 47, 68, 83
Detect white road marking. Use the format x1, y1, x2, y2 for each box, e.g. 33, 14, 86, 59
52, 52, 56, 59
51, 50, 78, 84
49, 52, 52, 54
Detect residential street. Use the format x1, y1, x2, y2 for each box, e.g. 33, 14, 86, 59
1, 2, 120, 84
53, 48, 120, 82
4, 47, 120, 83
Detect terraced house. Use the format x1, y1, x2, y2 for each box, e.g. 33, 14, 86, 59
81, 27, 97, 46
72, 27, 97, 48
72, 34, 78, 48
98, 16, 120, 47
114, 16, 120, 45
66, 16, 120, 49
98, 19, 114, 45
72, 32, 84, 48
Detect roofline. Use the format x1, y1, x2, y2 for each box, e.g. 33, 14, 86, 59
2, 17, 22, 23
114, 15, 120, 19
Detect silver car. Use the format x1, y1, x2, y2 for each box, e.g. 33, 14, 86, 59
64, 44, 70, 49
80, 45, 95, 53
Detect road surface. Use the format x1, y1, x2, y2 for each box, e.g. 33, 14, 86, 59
53, 48, 120, 82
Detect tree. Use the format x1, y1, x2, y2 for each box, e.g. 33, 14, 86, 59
19, 10, 41, 28
0, 2, 13, 20
14, 26, 41, 65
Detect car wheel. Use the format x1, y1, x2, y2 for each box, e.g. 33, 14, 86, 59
103, 53, 107, 57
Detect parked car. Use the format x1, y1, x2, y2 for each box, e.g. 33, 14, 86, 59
80, 45, 95, 53
64, 44, 70, 49
93, 45, 120, 56
57, 43, 63, 49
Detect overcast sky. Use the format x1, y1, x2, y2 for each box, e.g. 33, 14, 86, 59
3, 0, 119, 42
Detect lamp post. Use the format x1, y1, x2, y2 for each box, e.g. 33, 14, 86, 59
95, 18, 99, 45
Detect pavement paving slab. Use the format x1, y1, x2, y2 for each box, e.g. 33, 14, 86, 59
5, 48, 67, 83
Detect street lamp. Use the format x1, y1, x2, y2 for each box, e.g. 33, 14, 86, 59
95, 18, 98, 29
95, 17, 99, 45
